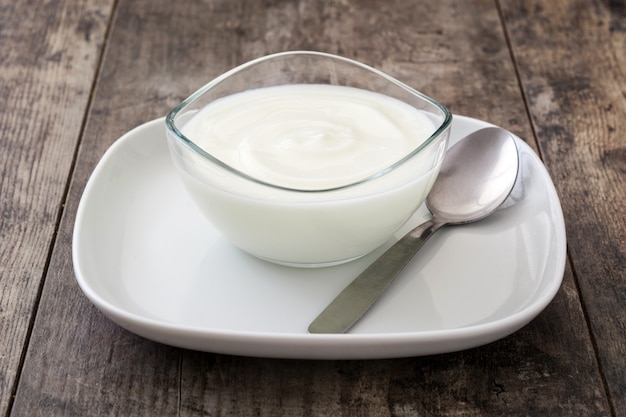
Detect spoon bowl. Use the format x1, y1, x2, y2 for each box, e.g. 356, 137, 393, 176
427, 127, 519, 224
309, 126, 520, 333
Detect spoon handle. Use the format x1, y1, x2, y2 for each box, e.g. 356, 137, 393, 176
308, 218, 444, 334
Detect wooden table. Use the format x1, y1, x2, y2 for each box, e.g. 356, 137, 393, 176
1, 0, 624, 415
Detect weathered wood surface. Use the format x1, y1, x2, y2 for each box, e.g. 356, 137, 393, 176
500, 0, 626, 414
1, 0, 624, 416
0, 0, 114, 414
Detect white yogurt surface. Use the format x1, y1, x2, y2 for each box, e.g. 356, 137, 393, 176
181, 84, 436, 190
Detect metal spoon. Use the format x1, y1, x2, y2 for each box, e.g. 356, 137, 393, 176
308, 127, 520, 334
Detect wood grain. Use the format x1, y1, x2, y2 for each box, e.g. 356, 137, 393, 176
4, 0, 622, 415
500, 0, 626, 413
0, 0, 113, 414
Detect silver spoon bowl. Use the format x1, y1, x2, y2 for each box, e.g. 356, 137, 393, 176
308, 127, 520, 334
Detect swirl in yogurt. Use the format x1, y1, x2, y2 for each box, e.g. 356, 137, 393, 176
181, 84, 436, 190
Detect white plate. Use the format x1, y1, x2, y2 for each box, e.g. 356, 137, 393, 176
73, 115, 566, 359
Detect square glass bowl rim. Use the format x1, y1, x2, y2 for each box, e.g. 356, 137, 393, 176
164, 50, 453, 193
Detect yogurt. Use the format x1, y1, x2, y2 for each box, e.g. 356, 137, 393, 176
181, 84, 437, 191
169, 84, 448, 266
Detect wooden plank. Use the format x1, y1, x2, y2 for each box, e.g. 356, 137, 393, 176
11, 0, 613, 415
0, 0, 113, 414
500, 0, 626, 414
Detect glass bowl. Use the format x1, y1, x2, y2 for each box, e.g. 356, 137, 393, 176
165, 51, 451, 267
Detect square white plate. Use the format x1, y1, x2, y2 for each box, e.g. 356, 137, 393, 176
73, 115, 566, 359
